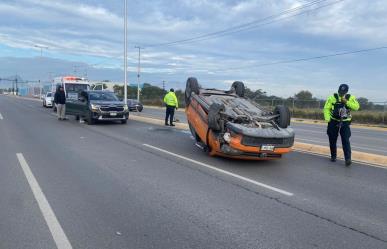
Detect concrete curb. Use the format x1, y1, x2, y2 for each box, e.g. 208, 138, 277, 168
131, 115, 189, 130
130, 114, 387, 168
144, 105, 185, 113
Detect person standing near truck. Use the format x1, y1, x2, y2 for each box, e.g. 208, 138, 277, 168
324, 84, 360, 166
54, 86, 67, 120
164, 88, 178, 126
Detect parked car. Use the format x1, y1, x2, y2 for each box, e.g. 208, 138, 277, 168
43, 92, 53, 108
127, 99, 143, 112
185, 77, 295, 160
66, 90, 129, 124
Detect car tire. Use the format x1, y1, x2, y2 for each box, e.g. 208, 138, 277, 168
185, 77, 200, 105
121, 119, 127, 124
189, 122, 201, 142
208, 103, 225, 131
274, 105, 291, 128
43, 101, 46, 107
231, 81, 245, 97
87, 112, 95, 125
138, 107, 143, 112
75, 115, 80, 121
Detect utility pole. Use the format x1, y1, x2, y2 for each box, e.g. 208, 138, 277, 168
135, 46, 143, 102
162, 80, 165, 92
73, 65, 78, 76
15, 76, 18, 96
34, 45, 49, 57
39, 80, 42, 98
34, 45, 48, 99
12, 79, 15, 95
123, 0, 128, 105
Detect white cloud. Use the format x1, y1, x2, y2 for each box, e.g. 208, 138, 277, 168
0, 0, 386, 100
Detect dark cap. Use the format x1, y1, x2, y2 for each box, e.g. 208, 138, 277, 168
170, 88, 174, 92
338, 84, 349, 95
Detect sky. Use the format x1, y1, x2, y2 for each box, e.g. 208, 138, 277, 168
0, 0, 386, 101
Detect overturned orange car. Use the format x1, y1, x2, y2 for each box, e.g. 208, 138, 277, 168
185, 77, 295, 160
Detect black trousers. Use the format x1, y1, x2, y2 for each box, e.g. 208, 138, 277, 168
327, 120, 352, 160
165, 105, 175, 125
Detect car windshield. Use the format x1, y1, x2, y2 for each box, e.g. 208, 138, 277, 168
65, 83, 89, 92
46, 93, 52, 97
89, 92, 119, 101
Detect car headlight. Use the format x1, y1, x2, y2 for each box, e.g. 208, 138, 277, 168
91, 104, 100, 110
123, 104, 128, 111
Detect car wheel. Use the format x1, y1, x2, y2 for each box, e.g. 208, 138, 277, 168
75, 115, 80, 121
185, 77, 200, 105
138, 107, 143, 112
189, 123, 201, 142
121, 119, 127, 124
274, 105, 291, 128
231, 81, 245, 97
87, 112, 95, 125
208, 103, 225, 131
43, 101, 45, 107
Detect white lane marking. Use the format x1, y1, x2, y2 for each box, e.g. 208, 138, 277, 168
143, 144, 294, 196
0, 112, 3, 120
16, 153, 73, 249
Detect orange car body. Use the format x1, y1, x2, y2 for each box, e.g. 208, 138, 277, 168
186, 89, 295, 160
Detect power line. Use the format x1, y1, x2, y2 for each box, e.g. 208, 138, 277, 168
182, 0, 345, 46
144, 0, 344, 48
215, 46, 387, 72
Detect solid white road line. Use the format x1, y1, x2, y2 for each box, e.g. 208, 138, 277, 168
143, 144, 294, 196
16, 153, 73, 249
0, 112, 3, 120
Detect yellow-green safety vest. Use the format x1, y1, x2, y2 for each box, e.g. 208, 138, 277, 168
323, 93, 359, 122
164, 91, 178, 108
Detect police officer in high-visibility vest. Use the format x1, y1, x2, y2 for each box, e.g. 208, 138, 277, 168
164, 88, 179, 126
323, 84, 360, 166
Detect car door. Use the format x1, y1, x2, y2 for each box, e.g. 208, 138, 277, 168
78, 92, 90, 118
65, 91, 77, 115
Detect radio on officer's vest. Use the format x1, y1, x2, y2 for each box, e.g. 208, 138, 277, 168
332, 93, 351, 120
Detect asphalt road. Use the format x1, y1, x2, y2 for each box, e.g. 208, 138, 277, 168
1, 95, 387, 249
133, 107, 387, 156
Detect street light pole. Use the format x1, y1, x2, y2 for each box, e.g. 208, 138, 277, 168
123, 0, 128, 105
134, 46, 143, 102
34, 45, 48, 57
34, 45, 48, 99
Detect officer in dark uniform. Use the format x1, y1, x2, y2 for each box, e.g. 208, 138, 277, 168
323, 84, 360, 166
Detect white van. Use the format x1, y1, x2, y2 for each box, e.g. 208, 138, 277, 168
52, 76, 90, 111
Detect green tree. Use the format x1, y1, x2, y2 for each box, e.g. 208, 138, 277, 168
294, 90, 313, 100
357, 97, 374, 110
